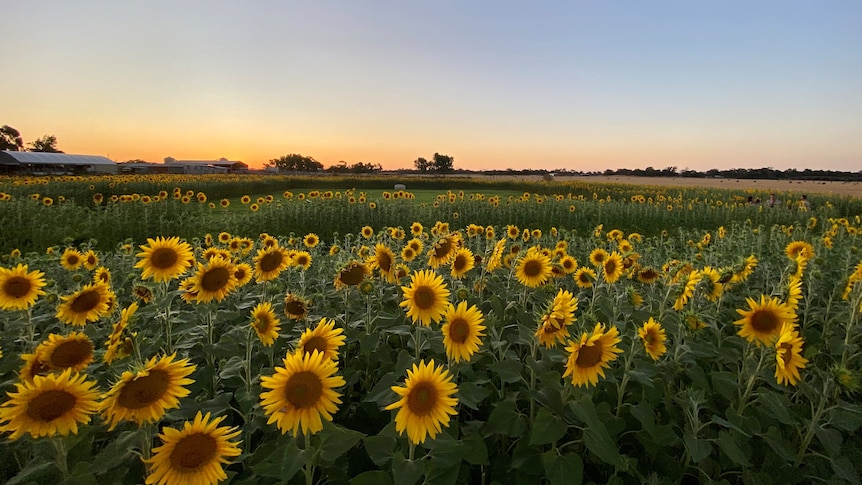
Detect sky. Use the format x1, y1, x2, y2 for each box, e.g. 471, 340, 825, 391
2, 1, 861, 172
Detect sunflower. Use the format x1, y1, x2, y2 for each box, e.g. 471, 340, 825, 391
484, 238, 507, 273
638, 318, 667, 360
298, 318, 346, 360
250, 301, 281, 347
589, 248, 609, 267
284, 293, 310, 320
411, 222, 423, 236
385, 359, 458, 444
361, 226, 374, 239
233, 262, 253, 287
82, 250, 99, 271
18, 351, 52, 381
190, 256, 238, 303
0, 369, 100, 440
701, 267, 724, 302
56, 281, 112, 326
93, 266, 111, 284
369, 243, 397, 283
400, 269, 451, 326
36, 332, 94, 372
785, 241, 814, 261
217, 232, 232, 244
574, 267, 596, 288
514, 249, 553, 288
775, 324, 808, 386
441, 302, 486, 362
730, 255, 758, 285
132, 285, 154, 304
100, 353, 196, 430
563, 323, 623, 387
734, 295, 797, 346
450, 247, 475, 279
427, 234, 460, 268
785, 275, 803, 312
559, 255, 578, 274
104, 302, 138, 364
135, 237, 194, 282
144, 411, 241, 485
303, 233, 319, 248
0, 263, 47, 311
292, 251, 312, 270
334, 261, 370, 290
260, 350, 345, 436
602, 251, 624, 283
672, 270, 702, 311
535, 289, 578, 348
636, 267, 661, 284
60, 248, 84, 270
254, 246, 291, 282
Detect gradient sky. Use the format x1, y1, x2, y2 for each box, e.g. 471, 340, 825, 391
3, 1, 861, 171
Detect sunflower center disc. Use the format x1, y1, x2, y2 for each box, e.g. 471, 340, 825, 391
449, 318, 470, 343
378, 253, 392, 272
750, 309, 780, 333
778, 343, 794, 365
150, 247, 179, 269
49, 340, 93, 368
407, 382, 438, 415
285, 300, 306, 317
201, 267, 230, 292
4, 276, 31, 298
303, 336, 328, 355
26, 390, 76, 422
340, 266, 365, 286
70, 289, 102, 313
523, 260, 542, 277
413, 287, 435, 310
118, 370, 171, 409
171, 433, 217, 470
605, 261, 617, 274
453, 256, 467, 272
434, 240, 452, 258
285, 371, 323, 409
260, 252, 283, 272
255, 317, 270, 332
576, 342, 604, 368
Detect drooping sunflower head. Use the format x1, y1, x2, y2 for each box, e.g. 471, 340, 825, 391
562, 323, 623, 388
785, 241, 814, 261
735, 295, 797, 346
100, 353, 196, 430
284, 293, 310, 320
399, 269, 451, 326
485, 238, 507, 273
298, 317, 346, 360
134, 237, 194, 283
260, 350, 346, 436
56, 281, 112, 327
441, 302, 486, 362
36, 332, 94, 372
250, 301, 281, 347
638, 318, 667, 361
144, 411, 241, 485
334, 261, 369, 290
774, 324, 808, 386
0, 263, 47, 311
104, 302, 138, 364
254, 246, 291, 282
637, 267, 661, 284
0, 369, 100, 441
385, 359, 459, 444
427, 234, 460, 269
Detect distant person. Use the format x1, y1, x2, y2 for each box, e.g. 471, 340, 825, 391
800, 194, 811, 210
747, 196, 754, 205
767, 193, 777, 208
754, 198, 761, 205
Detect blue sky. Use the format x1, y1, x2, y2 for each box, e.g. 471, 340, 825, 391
2, 1, 860, 171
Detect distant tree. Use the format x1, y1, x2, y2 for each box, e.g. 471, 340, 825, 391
0, 125, 24, 151
266, 154, 323, 172
28, 134, 63, 153
431, 153, 454, 173
414, 157, 430, 172
120, 159, 149, 164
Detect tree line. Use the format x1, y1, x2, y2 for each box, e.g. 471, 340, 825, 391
0, 125, 63, 153
265, 152, 456, 174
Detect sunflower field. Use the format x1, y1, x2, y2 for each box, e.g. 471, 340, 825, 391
0, 174, 861, 484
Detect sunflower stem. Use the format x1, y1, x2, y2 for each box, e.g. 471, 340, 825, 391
795, 378, 831, 467
529, 342, 538, 424
615, 341, 636, 417
245, 327, 255, 397
840, 293, 861, 368
413, 324, 422, 361
737, 346, 766, 415
51, 437, 68, 477
409, 442, 416, 461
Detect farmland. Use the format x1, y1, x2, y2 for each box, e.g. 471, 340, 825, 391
0, 173, 860, 484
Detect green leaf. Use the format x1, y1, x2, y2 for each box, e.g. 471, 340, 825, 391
59, 463, 96, 485
489, 359, 524, 384
7, 459, 57, 485
217, 355, 244, 379
711, 415, 751, 438
364, 434, 397, 467
630, 401, 656, 438
319, 422, 365, 462
485, 399, 527, 437
529, 407, 568, 445
542, 451, 584, 485
249, 439, 311, 480
392, 453, 424, 485
92, 429, 141, 471
709, 371, 738, 401
365, 372, 397, 406
830, 455, 861, 484
570, 396, 626, 469
814, 425, 843, 458
717, 430, 750, 466
511, 438, 544, 476
683, 433, 711, 463
424, 435, 466, 469
762, 426, 796, 462
462, 431, 489, 465
457, 381, 490, 410
351, 471, 393, 485
829, 403, 862, 432
756, 392, 797, 426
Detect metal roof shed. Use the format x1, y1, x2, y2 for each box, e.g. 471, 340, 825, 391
0, 151, 118, 174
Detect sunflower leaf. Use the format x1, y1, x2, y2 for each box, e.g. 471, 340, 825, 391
570, 396, 626, 469
529, 407, 567, 445
542, 450, 584, 485
485, 399, 527, 437
391, 453, 424, 485
319, 422, 365, 462
350, 471, 393, 485
457, 381, 490, 410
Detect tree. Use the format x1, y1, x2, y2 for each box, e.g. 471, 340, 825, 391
414, 157, 430, 172
28, 134, 63, 153
432, 153, 454, 173
0, 125, 24, 151
266, 154, 323, 172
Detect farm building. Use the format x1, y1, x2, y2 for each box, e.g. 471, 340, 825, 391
161, 157, 248, 174
0, 150, 117, 174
